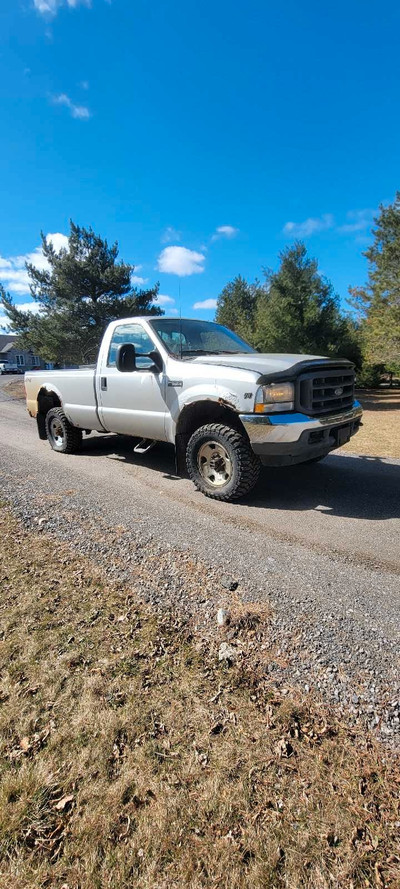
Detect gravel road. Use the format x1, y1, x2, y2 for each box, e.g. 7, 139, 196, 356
1, 376, 399, 744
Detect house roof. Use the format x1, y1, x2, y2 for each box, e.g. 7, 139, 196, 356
1, 342, 15, 354
0, 334, 17, 352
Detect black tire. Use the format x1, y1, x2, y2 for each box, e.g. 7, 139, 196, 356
186, 423, 260, 501
45, 407, 82, 454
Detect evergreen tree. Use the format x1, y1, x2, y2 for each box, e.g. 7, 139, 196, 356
349, 193, 400, 375
215, 275, 261, 344
254, 242, 360, 363
0, 221, 162, 365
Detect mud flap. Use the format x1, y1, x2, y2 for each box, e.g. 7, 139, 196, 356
175, 433, 189, 477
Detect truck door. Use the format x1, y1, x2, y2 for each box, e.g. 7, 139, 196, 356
96, 321, 168, 440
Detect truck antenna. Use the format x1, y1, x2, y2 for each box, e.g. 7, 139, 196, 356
179, 282, 183, 360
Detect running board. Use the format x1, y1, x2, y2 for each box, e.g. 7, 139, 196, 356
134, 439, 157, 455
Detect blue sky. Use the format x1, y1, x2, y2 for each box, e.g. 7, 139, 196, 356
1, 0, 399, 329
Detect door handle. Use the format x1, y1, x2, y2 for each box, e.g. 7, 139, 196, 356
101, 377, 107, 391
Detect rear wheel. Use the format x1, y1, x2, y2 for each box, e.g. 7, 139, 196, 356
186, 423, 260, 501
45, 407, 82, 454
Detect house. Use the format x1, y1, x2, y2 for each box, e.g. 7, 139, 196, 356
0, 334, 47, 370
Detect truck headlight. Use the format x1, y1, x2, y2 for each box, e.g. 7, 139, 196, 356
254, 382, 294, 413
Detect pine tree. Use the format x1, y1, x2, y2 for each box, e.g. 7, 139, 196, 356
0, 221, 162, 365
349, 193, 400, 375
215, 275, 262, 344
254, 242, 360, 363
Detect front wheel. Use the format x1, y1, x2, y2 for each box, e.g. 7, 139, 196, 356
186, 423, 260, 501
45, 407, 82, 454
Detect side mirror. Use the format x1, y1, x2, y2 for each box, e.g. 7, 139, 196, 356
116, 343, 136, 372
149, 350, 163, 372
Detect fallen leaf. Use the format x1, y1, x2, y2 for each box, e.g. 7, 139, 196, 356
54, 794, 74, 812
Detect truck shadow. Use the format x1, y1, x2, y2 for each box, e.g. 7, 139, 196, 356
247, 453, 400, 521
81, 433, 179, 477
80, 435, 399, 522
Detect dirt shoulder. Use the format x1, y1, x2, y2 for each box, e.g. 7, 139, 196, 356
0, 505, 399, 889
2, 379, 25, 400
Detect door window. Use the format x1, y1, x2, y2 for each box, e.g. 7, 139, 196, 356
107, 323, 155, 370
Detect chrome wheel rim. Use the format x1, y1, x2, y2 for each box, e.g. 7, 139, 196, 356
49, 417, 65, 447
197, 440, 232, 487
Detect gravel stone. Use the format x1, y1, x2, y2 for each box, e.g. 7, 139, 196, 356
218, 642, 237, 663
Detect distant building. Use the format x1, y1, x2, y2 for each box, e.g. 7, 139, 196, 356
0, 334, 47, 370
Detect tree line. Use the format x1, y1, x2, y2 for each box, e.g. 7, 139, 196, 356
216, 194, 400, 385
1, 196, 399, 383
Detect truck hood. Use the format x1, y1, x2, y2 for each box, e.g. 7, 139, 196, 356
192, 352, 328, 376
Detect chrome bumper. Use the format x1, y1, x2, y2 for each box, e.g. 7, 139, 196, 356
239, 402, 363, 465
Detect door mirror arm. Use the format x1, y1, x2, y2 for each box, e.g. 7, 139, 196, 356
148, 350, 163, 372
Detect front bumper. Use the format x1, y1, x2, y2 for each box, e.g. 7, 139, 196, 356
239, 401, 363, 466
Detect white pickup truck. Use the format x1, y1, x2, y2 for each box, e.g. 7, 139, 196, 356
24, 317, 363, 501
0, 361, 23, 375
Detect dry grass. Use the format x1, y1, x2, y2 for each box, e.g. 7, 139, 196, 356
342, 390, 400, 459
0, 506, 399, 889
3, 380, 25, 400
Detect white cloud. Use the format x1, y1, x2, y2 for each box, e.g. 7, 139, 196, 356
337, 209, 375, 234
47, 232, 69, 252
283, 209, 375, 239
12, 302, 43, 315
153, 294, 178, 314
130, 264, 148, 285
52, 93, 91, 119
0, 233, 68, 295
161, 226, 181, 244
211, 225, 239, 242
157, 246, 205, 277
193, 298, 217, 310
156, 294, 175, 306
283, 214, 335, 238
34, 0, 90, 16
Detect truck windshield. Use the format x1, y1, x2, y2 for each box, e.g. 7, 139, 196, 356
149, 319, 256, 359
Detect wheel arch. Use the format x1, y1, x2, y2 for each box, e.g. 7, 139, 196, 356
174, 399, 248, 476
36, 387, 62, 440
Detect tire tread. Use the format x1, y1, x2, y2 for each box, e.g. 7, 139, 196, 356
45, 407, 82, 454
186, 422, 260, 501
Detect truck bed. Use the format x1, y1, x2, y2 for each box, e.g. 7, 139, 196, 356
24, 367, 100, 431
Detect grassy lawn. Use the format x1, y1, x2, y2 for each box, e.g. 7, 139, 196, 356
0, 506, 399, 889
342, 390, 400, 459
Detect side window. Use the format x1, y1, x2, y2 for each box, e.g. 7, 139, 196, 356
107, 324, 155, 370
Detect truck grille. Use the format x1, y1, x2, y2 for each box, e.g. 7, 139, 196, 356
298, 367, 355, 416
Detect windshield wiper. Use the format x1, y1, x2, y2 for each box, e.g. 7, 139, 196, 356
180, 349, 218, 355
180, 349, 245, 357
